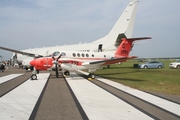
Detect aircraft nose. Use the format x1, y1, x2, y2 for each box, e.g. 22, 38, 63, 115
30, 59, 36, 66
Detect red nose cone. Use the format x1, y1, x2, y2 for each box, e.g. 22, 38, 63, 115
30, 60, 36, 66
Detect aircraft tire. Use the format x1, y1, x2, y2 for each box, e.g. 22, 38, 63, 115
89, 73, 96, 79
64, 71, 70, 76
31, 74, 37, 80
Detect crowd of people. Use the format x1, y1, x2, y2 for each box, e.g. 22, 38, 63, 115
0, 60, 10, 72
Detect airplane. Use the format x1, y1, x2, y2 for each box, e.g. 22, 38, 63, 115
0, 0, 139, 69
30, 37, 151, 80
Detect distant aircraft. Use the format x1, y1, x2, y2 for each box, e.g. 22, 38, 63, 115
0, 0, 139, 69
30, 37, 151, 80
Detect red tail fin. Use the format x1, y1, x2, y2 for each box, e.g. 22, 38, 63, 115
114, 37, 151, 58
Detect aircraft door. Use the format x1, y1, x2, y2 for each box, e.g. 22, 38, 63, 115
98, 44, 103, 52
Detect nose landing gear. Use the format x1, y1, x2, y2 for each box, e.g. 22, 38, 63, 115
31, 70, 39, 80
31, 74, 37, 80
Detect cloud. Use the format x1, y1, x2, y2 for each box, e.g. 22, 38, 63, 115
0, 0, 180, 60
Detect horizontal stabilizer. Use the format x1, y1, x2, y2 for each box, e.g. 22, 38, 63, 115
125, 37, 152, 41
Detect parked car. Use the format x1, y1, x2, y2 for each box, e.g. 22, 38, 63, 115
169, 60, 180, 69
139, 61, 164, 69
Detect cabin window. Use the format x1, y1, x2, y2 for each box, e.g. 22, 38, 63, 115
61, 52, 66, 56
104, 55, 106, 57
77, 53, 80, 57
86, 54, 89, 57
92, 54, 94, 57
82, 53, 85, 57
72, 53, 76, 57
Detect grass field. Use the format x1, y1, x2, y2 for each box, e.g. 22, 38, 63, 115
95, 60, 180, 95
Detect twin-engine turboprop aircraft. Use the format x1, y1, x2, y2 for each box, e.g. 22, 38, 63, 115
0, 0, 139, 69
30, 37, 151, 80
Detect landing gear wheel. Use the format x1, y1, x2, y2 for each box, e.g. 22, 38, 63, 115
89, 73, 96, 79
31, 74, 37, 80
64, 70, 70, 76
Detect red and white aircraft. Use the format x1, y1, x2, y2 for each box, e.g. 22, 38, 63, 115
0, 0, 139, 69
30, 37, 151, 80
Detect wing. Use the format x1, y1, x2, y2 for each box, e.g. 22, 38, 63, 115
0, 46, 43, 58
58, 56, 137, 66
82, 56, 137, 66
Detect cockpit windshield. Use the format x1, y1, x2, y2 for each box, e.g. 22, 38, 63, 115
50, 51, 60, 57
46, 51, 66, 57
61, 52, 66, 56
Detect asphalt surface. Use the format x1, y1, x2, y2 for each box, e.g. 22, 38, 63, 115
0, 67, 180, 120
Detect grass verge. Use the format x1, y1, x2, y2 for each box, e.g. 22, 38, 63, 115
95, 60, 180, 95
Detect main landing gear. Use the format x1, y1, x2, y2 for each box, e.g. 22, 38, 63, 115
64, 70, 70, 76
63, 70, 96, 79
88, 73, 96, 79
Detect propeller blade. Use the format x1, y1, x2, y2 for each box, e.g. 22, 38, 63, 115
55, 63, 58, 78
57, 54, 62, 60
52, 54, 62, 78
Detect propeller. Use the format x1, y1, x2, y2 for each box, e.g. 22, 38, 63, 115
52, 54, 62, 77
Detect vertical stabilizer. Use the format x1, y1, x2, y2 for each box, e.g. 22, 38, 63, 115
115, 38, 133, 57
108, 0, 138, 38
93, 0, 139, 45
115, 37, 151, 58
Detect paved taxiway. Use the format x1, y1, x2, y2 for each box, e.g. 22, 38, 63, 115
0, 68, 180, 120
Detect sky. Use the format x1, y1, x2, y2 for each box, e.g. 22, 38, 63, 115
0, 0, 180, 60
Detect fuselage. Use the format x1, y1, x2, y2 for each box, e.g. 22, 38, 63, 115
15, 42, 117, 65
30, 50, 115, 71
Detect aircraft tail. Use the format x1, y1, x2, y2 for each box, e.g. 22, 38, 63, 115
93, 0, 139, 47
114, 37, 151, 58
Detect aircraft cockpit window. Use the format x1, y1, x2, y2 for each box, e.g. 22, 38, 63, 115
61, 52, 66, 56
52, 51, 60, 56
